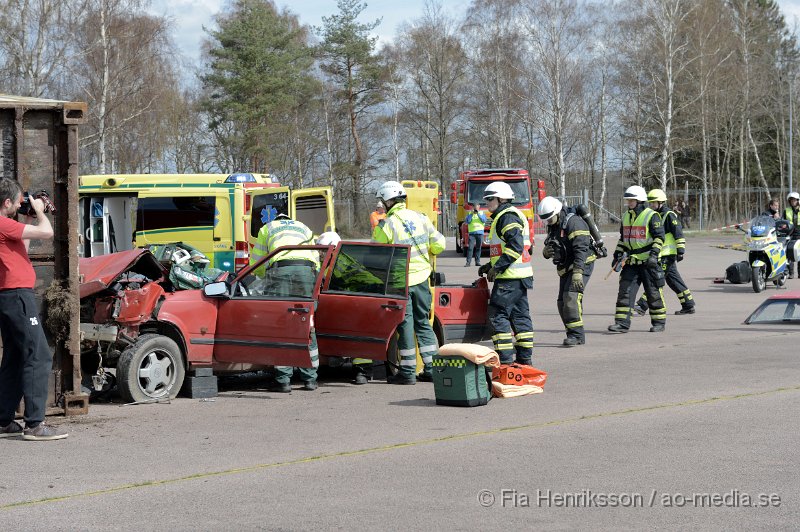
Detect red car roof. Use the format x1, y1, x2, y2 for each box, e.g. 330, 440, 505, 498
767, 290, 800, 300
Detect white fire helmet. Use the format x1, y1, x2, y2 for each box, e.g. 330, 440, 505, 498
537, 196, 563, 224
623, 185, 647, 202
316, 231, 341, 246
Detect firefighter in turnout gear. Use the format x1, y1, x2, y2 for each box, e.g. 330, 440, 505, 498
478, 182, 535, 364
608, 185, 667, 333
251, 213, 321, 392
372, 180, 446, 384
538, 196, 597, 347
633, 189, 695, 315
784, 192, 800, 279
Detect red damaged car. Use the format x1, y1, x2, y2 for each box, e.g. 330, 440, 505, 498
79, 243, 490, 402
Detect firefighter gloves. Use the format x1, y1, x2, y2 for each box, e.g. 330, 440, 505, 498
570, 269, 584, 291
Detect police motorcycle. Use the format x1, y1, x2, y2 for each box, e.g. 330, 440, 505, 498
741, 214, 793, 293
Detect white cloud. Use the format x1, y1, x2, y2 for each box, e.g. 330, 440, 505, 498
778, 0, 800, 26
149, 0, 223, 65
149, 0, 437, 67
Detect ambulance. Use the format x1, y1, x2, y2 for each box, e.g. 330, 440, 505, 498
78, 173, 334, 272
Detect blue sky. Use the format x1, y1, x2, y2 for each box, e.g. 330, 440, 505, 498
151, 0, 800, 69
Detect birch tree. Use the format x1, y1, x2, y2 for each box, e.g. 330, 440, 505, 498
521, 0, 589, 198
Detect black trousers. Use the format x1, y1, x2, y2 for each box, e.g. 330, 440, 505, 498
614, 263, 666, 328
786, 238, 799, 276
488, 278, 534, 364
0, 289, 52, 426
557, 262, 594, 341
636, 256, 694, 310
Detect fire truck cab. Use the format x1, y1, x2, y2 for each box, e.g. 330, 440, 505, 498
450, 168, 541, 255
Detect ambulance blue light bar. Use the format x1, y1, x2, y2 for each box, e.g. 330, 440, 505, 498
225, 173, 256, 183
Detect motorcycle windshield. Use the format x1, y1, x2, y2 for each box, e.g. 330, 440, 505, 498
749, 215, 776, 237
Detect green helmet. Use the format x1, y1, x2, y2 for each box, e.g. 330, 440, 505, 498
647, 188, 668, 203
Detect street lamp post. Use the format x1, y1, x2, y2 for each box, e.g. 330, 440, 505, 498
790, 71, 794, 194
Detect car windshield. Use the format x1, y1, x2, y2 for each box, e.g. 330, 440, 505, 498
467, 180, 531, 206
746, 299, 800, 323
748, 215, 776, 237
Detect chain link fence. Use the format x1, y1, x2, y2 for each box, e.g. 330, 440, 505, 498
334, 184, 780, 238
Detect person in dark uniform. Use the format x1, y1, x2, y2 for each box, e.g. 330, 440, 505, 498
538, 196, 597, 347
478, 182, 534, 364
784, 192, 800, 279
608, 185, 667, 333
633, 189, 695, 315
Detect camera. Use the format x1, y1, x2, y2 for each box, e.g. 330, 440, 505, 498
18, 190, 55, 217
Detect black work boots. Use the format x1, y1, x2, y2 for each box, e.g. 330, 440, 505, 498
562, 337, 585, 347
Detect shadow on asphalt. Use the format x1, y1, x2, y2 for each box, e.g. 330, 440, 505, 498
388, 398, 438, 407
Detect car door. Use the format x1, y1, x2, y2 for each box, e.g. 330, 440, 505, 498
290, 186, 336, 236
212, 244, 334, 367
246, 186, 336, 247
315, 242, 409, 360
245, 186, 291, 250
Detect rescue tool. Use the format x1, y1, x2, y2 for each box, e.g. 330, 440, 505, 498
605, 252, 628, 280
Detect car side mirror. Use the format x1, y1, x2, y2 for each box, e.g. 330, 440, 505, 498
203, 281, 228, 297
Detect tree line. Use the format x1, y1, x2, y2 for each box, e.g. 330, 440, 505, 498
0, 0, 797, 225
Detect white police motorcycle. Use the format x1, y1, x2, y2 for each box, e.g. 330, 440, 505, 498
744, 214, 794, 293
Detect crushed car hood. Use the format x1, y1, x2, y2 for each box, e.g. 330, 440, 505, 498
79, 249, 168, 298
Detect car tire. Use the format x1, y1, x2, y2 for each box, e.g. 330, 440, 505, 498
117, 334, 185, 403
381, 332, 400, 380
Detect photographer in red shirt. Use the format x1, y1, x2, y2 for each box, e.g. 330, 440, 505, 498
0, 178, 67, 440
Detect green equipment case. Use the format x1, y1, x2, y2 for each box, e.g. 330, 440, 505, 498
432, 354, 490, 407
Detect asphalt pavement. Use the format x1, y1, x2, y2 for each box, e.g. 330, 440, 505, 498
1, 234, 798, 530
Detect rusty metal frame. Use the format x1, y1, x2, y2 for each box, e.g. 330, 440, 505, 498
1, 95, 88, 415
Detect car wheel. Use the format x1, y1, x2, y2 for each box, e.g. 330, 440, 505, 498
751, 266, 766, 293
381, 332, 400, 380
117, 334, 185, 403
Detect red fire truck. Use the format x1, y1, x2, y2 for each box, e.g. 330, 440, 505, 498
449, 168, 544, 255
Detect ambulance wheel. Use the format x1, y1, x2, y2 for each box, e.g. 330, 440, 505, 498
751, 266, 766, 293
117, 334, 185, 403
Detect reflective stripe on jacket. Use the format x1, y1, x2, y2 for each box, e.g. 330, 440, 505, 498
784, 207, 800, 238
466, 211, 487, 234
489, 205, 533, 280
621, 207, 657, 262
660, 210, 677, 256
372, 202, 446, 286
250, 219, 319, 276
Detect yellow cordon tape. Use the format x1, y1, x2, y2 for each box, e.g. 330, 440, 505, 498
3, 383, 799, 511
